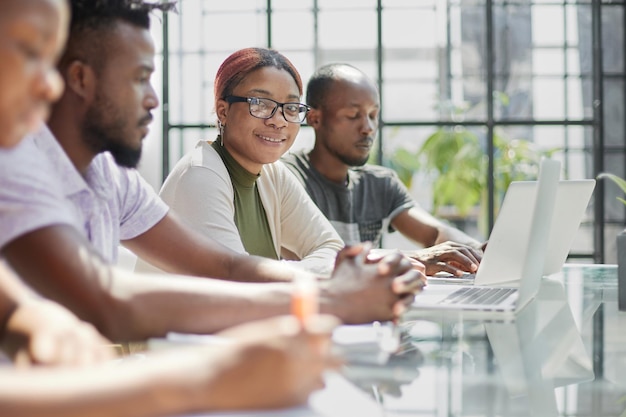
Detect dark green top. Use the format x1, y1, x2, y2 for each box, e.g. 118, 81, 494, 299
211, 141, 278, 259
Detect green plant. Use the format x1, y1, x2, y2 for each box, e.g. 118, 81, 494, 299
598, 173, 626, 206
413, 127, 484, 217
390, 126, 557, 218
388, 129, 556, 238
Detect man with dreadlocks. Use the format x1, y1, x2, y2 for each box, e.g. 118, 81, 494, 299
0, 0, 424, 343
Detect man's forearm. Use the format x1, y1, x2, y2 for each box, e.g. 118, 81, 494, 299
0, 350, 216, 417
436, 224, 482, 247
8, 252, 296, 341
116, 271, 294, 339
2, 225, 305, 341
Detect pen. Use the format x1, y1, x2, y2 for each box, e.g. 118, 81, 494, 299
291, 275, 318, 324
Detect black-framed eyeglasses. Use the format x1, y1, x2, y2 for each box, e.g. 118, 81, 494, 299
224, 95, 310, 124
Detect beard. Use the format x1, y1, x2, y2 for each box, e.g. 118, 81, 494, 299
337, 152, 369, 167
322, 128, 372, 167
332, 139, 372, 167
104, 137, 143, 168
83, 94, 144, 169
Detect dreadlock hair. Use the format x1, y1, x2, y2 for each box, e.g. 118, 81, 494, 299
60, 0, 176, 72
70, 0, 176, 31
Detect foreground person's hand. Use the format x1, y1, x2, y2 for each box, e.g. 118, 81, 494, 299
0, 315, 341, 416
196, 315, 341, 410
2, 300, 114, 367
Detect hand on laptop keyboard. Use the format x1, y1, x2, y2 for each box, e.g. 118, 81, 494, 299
402, 241, 483, 277
427, 271, 476, 284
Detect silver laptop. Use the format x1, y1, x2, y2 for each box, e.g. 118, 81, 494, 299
412, 159, 590, 314
476, 178, 595, 286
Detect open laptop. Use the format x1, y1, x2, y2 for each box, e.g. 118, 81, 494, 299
476, 178, 596, 286
412, 159, 594, 314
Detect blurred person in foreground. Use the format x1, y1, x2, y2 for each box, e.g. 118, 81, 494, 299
0, 0, 112, 368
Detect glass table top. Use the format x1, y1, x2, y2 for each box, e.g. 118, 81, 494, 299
339, 264, 626, 417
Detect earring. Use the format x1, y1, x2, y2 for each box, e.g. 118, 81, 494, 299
217, 120, 225, 146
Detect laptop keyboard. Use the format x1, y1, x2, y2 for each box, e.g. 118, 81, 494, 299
440, 287, 517, 306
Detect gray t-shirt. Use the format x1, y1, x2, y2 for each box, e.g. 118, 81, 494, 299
282, 150, 415, 247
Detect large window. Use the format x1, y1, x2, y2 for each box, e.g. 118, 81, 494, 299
143, 0, 626, 263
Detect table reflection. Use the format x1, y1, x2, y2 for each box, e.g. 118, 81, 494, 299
339, 265, 626, 417
484, 278, 593, 416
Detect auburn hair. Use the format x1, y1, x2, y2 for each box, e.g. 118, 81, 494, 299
214, 47, 303, 110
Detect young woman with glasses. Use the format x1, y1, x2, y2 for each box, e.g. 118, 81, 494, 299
142, 48, 344, 276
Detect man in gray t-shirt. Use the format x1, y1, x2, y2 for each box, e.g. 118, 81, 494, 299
283, 63, 484, 277
283, 151, 413, 247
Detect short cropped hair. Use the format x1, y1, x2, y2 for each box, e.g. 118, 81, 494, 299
306, 63, 362, 109
214, 47, 303, 110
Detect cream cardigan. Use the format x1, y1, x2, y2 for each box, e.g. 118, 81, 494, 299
137, 141, 343, 276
